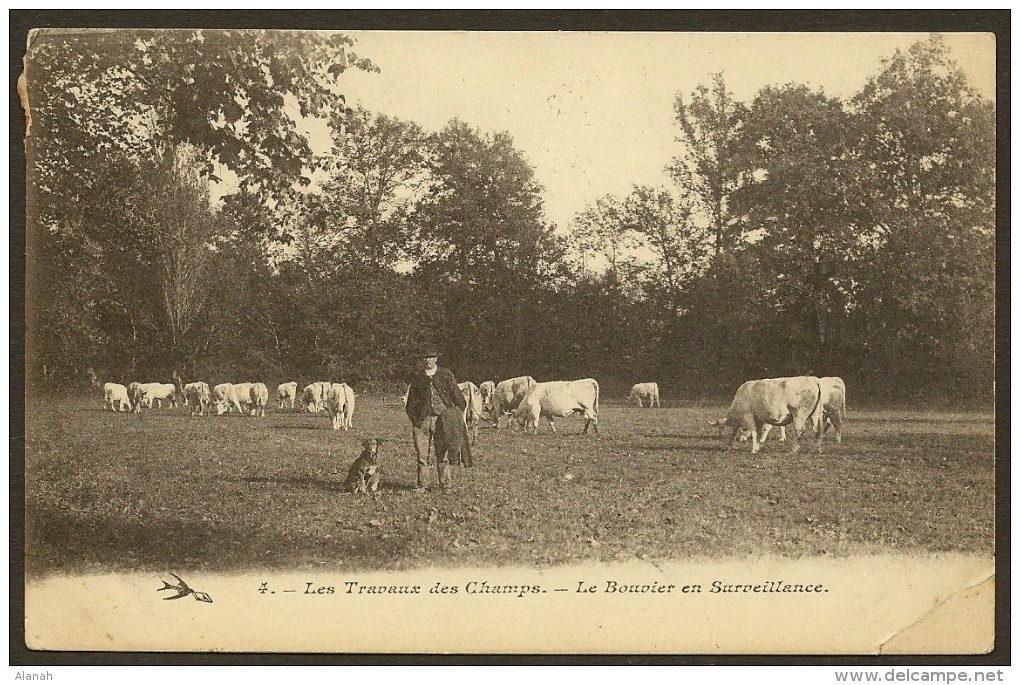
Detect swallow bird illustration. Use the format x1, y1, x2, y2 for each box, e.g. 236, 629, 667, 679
157, 572, 213, 603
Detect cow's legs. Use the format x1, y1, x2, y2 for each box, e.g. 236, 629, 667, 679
726, 423, 742, 450
826, 411, 843, 444
811, 410, 824, 452
789, 416, 803, 453
751, 418, 765, 453
759, 424, 773, 443
790, 412, 821, 453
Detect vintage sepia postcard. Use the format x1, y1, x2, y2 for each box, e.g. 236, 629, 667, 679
17, 18, 1000, 658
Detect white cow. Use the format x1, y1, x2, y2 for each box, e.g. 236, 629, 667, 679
478, 381, 496, 410
515, 378, 600, 435
746, 376, 846, 445
103, 383, 131, 412
325, 383, 350, 431
136, 382, 178, 411
486, 376, 537, 429
277, 382, 298, 409
212, 383, 233, 414
250, 382, 269, 417
710, 376, 823, 454
183, 382, 211, 416
302, 382, 329, 413
214, 382, 253, 415
127, 382, 144, 412
628, 382, 660, 408
459, 381, 484, 445
816, 376, 847, 443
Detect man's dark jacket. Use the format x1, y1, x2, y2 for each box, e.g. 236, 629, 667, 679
405, 367, 467, 427
436, 406, 474, 467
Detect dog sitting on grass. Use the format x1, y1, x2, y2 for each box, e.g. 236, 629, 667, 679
345, 438, 382, 494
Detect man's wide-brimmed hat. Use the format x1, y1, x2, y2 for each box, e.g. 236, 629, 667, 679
421, 348, 441, 358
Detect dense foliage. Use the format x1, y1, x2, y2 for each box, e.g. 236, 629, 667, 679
25, 33, 995, 401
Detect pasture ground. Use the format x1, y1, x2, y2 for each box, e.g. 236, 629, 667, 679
23, 395, 995, 576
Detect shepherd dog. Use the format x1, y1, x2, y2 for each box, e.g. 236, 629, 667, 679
345, 438, 382, 494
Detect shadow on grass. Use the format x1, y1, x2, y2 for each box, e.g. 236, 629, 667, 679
854, 415, 993, 425
237, 474, 342, 493
379, 481, 419, 492
636, 442, 727, 454
25, 506, 415, 576
235, 474, 430, 494
26, 508, 259, 576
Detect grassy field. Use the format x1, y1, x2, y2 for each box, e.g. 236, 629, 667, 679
23, 394, 995, 577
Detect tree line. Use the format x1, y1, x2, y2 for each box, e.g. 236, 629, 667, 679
25, 31, 995, 402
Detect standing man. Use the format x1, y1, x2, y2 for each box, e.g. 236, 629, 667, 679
405, 349, 467, 490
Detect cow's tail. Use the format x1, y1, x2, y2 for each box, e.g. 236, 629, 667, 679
810, 379, 823, 431
593, 379, 600, 421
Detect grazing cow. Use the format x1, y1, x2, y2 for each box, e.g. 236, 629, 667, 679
628, 382, 660, 408
341, 383, 356, 431
325, 383, 350, 431
302, 382, 329, 413
486, 376, 537, 429
816, 376, 847, 443
128, 382, 144, 412
277, 382, 298, 409
459, 381, 484, 445
183, 382, 211, 416
103, 383, 131, 412
478, 381, 496, 410
710, 376, 823, 454
212, 383, 232, 414
250, 382, 269, 417
515, 378, 600, 435
747, 376, 846, 445
137, 382, 178, 410
213, 382, 253, 415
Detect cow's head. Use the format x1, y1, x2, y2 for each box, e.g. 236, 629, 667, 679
707, 418, 730, 437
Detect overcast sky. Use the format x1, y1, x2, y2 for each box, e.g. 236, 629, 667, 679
326, 31, 994, 232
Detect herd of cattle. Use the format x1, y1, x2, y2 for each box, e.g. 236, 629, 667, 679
449, 376, 600, 440
94, 370, 847, 453
98, 375, 358, 432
